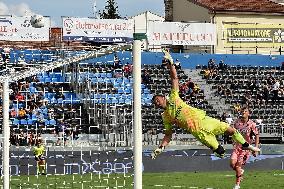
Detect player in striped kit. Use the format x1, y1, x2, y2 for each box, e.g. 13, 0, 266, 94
230, 107, 259, 189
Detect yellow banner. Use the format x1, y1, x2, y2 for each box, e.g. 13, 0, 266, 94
223, 23, 284, 48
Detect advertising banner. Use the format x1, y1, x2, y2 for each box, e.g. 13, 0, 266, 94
62, 17, 134, 43
0, 15, 50, 41
223, 23, 284, 48
4, 149, 284, 175
147, 21, 216, 46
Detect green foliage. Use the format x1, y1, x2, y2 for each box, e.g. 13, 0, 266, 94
99, 0, 121, 19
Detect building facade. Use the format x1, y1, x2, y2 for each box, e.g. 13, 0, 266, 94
164, 0, 284, 54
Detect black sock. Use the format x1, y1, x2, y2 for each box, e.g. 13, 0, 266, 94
242, 142, 249, 148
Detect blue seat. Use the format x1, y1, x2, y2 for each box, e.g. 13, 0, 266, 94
45, 120, 50, 125
111, 98, 118, 104
29, 87, 36, 93
57, 98, 63, 103
27, 119, 34, 125
44, 77, 52, 83
106, 73, 112, 78
52, 78, 58, 82
13, 119, 19, 125
100, 72, 107, 78
117, 88, 124, 94
20, 119, 27, 125
49, 119, 56, 125
31, 114, 37, 120
118, 98, 125, 104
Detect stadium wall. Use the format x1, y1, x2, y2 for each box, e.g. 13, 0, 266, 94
94, 51, 284, 69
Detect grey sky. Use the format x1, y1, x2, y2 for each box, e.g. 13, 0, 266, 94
0, 0, 165, 26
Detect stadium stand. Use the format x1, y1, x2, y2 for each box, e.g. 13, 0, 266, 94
2, 48, 284, 147
199, 64, 284, 143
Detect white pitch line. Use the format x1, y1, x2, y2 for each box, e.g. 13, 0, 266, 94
224, 174, 234, 177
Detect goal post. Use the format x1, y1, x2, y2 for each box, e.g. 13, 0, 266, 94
3, 80, 10, 189
133, 39, 143, 189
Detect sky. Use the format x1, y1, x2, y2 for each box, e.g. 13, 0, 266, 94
0, 0, 165, 27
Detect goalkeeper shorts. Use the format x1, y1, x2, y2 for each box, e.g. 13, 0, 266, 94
35, 155, 45, 161
191, 116, 229, 150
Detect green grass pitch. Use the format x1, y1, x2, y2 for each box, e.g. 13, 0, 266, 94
6, 170, 284, 189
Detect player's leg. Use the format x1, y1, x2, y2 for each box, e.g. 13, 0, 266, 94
41, 159, 46, 174
230, 150, 243, 189
35, 156, 40, 175
231, 149, 249, 189
193, 130, 225, 158
225, 127, 260, 152
39, 157, 46, 175
197, 117, 226, 157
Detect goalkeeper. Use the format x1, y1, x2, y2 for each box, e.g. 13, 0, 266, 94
151, 50, 260, 159
33, 140, 46, 175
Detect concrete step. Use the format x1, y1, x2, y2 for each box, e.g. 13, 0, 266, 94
184, 69, 233, 115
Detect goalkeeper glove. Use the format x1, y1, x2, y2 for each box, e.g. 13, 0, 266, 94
151, 145, 165, 159
162, 49, 174, 65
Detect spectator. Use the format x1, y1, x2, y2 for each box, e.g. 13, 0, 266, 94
10, 108, 17, 118
18, 107, 27, 119
186, 78, 195, 95
234, 103, 241, 115
255, 117, 263, 133
161, 57, 168, 69
174, 59, 181, 69
204, 68, 211, 80
15, 92, 25, 101
54, 90, 65, 100
281, 61, 284, 70
263, 85, 270, 103
113, 54, 121, 69
218, 60, 226, 70
221, 112, 228, 122
27, 131, 35, 146
56, 120, 66, 146
36, 112, 45, 125
123, 62, 133, 77
179, 82, 189, 98
208, 59, 216, 70
226, 114, 233, 125
272, 79, 280, 102
142, 70, 151, 85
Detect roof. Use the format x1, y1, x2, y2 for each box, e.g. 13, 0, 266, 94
129, 11, 164, 19
191, 0, 284, 14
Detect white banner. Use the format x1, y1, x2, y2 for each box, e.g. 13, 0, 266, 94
62, 17, 134, 43
147, 21, 216, 46
0, 16, 50, 41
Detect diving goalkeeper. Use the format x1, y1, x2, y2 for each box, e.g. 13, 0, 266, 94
33, 140, 46, 175
151, 50, 260, 159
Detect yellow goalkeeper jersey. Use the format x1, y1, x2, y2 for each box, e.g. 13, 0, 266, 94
162, 88, 206, 132
33, 145, 45, 157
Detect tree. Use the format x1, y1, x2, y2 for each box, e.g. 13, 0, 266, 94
99, 0, 121, 19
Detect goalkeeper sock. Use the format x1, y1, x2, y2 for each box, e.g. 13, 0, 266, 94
42, 164, 46, 174
232, 130, 246, 145
37, 164, 40, 174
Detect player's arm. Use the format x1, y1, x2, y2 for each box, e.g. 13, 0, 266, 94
151, 129, 172, 160
162, 49, 179, 90
160, 129, 173, 148
168, 63, 179, 91
252, 122, 260, 157
151, 115, 173, 159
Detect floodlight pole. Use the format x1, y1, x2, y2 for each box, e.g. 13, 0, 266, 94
3, 80, 10, 189
133, 39, 142, 189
